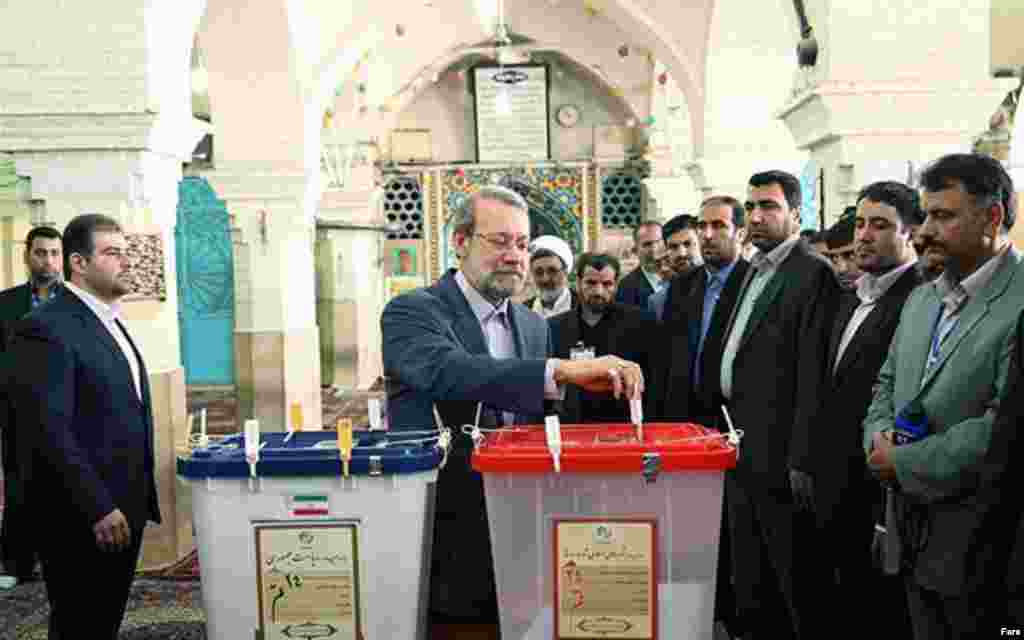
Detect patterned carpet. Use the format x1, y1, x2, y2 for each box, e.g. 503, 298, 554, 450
1, 577, 205, 640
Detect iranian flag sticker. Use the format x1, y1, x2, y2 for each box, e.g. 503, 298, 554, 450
291, 494, 329, 517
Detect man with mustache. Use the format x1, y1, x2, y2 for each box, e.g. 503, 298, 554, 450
809, 181, 922, 638
0, 226, 63, 586
717, 170, 839, 640
863, 154, 1024, 639
548, 252, 655, 424
648, 195, 751, 638
382, 186, 645, 639
646, 214, 702, 320
616, 221, 664, 308
524, 235, 577, 319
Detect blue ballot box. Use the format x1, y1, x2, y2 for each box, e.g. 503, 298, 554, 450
177, 430, 443, 640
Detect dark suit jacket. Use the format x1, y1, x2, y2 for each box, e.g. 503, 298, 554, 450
0, 283, 32, 352
720, 240, 839, 489
0, 283, 33, 474
615, 267, 657, 309
651, 260, 750, 427
7, 291, 160, 532
381, 269, 551, 620
548, 302, 654, 423
812, 266, 921, 526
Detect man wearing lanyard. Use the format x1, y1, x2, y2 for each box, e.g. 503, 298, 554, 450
863, 154, 1024, 639
0, 226, 62, 585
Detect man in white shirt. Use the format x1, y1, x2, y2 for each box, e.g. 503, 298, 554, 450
8, 214, 159, 639
811, 181, 923, 638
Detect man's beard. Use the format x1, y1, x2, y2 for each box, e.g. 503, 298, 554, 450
538, 285, 564, 304
31, 271, 59, 287
582, 296, 610, 314
478, 271, 522, 304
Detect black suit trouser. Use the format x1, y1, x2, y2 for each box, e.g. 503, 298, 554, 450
1, 471, 37, 578
726, 471, 829, 640
904, 579, 997, 640
39, 519, 144, 640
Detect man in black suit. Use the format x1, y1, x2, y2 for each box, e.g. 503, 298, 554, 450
648, 195, 750, 637
823, 210, 862, 292
549, 252, 655, 423
7, 214, 160, 638
647, 214, 703, 321
809, 181, 923, 637
615, 221, 663, 308
0, 225, 62, 584
717, 171, 840, 639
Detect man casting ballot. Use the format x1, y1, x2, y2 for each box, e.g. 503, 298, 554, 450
381, 185, 644, 639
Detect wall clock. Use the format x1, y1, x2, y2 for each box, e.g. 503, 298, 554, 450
556, 104, 581, 128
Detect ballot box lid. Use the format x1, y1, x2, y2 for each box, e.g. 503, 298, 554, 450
472, 422, 736, 473
177, 430, 441, 478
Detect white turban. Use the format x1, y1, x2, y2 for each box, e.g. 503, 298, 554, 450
529, 235, 573, 274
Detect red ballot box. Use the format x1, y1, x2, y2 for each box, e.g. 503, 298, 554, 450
473, 423, 736, 640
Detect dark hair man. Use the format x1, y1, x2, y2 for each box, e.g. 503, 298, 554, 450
825, 215, 862, 291
0, 225, 62, 585
647, 195, 750, 636
616, 221, 664, 308
548, 253, 655, 424
718, 169, 839, 639
525, 235, 577, 318
646, 214, 704, 319
382, 186, 644, 635
7, 214, 160, 637
808, 180, 923, 638
864, 154, 1024, 640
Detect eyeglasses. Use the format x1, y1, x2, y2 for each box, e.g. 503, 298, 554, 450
473, 232, 531, 253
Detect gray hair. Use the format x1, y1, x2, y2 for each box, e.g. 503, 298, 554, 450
452, 185, 529, 235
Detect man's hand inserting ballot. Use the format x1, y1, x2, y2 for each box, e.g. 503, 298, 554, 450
553, 355, 644, 400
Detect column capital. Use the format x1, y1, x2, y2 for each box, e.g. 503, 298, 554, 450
777, 79, 1017, 153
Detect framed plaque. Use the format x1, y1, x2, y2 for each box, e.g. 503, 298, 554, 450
255, 521, 363, 640
472, 63, 551, 163
553, 518, 657, 640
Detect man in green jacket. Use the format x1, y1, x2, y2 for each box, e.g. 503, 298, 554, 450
863, 154, 1024, 639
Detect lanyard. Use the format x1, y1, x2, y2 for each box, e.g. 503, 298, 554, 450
926, 300, 960, 374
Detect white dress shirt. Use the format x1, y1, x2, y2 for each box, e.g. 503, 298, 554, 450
719, 235, 801, 400
834, 261, 916, 373
65, 281, 142, 400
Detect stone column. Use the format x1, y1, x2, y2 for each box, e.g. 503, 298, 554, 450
778, 0, 1015, 226
207, 169, 323, 432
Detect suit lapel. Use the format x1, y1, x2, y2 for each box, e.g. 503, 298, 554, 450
919, 249, 1020, 392
18, 284, 33, 316
739, 269, 786, 350
833, 268, 920, 380
828, 294, 860, 375
438, 274, 489, 356
508, 304, 529, 358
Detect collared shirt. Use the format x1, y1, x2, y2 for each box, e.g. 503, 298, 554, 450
720, 235, 801, 399
456, 272, 559, 422
30, 280, 62, 308
531, 287, 573, 319
694, 258, 739, 387
65, 282, 142, 400
642, 268, 664, 293
922, 246, 1009, 383
834, 261, 916, 373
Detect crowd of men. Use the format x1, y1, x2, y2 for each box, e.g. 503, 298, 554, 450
382, 152, 1024, 640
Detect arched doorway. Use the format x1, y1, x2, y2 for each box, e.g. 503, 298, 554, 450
175, 176, 235, 385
